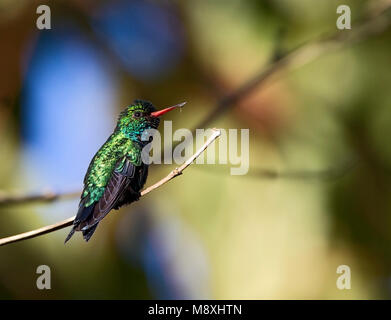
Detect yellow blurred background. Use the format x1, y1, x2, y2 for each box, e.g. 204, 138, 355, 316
0, 0, 391, 299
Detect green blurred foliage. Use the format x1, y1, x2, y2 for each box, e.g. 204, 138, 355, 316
0, 0, 391, 299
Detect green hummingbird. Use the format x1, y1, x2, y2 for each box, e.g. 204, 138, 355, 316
65, 100, 185, 243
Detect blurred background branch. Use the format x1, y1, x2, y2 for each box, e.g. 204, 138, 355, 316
191, 1, 391, 130
1, 0, 391, 300
1, 1, 391, 206
0, 190, 80, 206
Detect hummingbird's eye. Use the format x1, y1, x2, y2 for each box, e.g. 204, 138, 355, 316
133, 111, 142, 118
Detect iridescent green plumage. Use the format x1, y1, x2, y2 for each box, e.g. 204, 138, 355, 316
82, 132, 141, 207
65, 100, 161, 243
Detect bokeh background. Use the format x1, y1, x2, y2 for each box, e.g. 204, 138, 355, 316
1, 0, 391, 299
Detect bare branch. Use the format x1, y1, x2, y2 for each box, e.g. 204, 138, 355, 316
0, 129, 221, 247
0, 190, 80, 206
193, 158, 358, 181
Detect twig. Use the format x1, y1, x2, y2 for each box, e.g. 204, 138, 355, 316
0, 190, 80, 206
193, 158, 358, 181
249, 159, 358, 181
0, 129, 221, 247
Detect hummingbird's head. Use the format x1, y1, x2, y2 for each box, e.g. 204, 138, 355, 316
117, 99, 185, 143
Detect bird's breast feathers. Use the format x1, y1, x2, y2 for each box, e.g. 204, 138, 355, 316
81, 135, 143, 206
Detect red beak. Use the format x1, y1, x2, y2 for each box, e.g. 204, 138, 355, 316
150, 102, 186, 117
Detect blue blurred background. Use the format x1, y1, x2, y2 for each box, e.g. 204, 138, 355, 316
1, 0, 391, 299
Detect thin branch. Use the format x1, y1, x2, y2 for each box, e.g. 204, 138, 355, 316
193, 158, 358, 181
0, 190, 80, 206
0, 129, 221, 247
249, 159, 358, 181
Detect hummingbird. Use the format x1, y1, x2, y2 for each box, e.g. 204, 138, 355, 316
65, 100, 185, 243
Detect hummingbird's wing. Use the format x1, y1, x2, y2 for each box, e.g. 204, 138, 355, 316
65, 158, 147, 242
96, 158, 136, 214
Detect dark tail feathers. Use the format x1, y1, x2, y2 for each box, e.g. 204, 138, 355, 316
64, 226, 76, 244
64, 199, 97, 244
81, 224, 98, 242
64, 223, 99, 243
